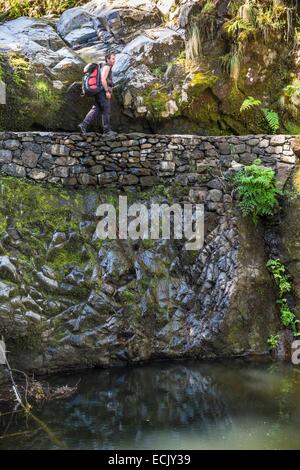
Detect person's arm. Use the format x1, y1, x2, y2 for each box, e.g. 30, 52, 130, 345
101, 65, 112, 99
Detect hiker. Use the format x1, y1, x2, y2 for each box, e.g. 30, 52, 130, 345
78, 52, 117, 137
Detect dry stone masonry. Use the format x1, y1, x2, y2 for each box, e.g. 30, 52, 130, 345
0, 132, 298, 189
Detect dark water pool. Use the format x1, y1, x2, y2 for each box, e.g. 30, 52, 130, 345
1, 361, 300, 449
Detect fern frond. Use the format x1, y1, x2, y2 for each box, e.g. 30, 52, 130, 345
262, 108, 280, 133
240, 96, 262, 113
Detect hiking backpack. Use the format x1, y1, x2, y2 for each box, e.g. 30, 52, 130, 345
82, 63, 103, 96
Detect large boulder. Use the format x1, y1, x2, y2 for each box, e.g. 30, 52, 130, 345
0, 17, 90, 131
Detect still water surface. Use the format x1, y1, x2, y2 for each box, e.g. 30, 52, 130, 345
1, 361, 300, 449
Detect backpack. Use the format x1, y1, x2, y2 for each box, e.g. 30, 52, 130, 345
82, 63, 103, 96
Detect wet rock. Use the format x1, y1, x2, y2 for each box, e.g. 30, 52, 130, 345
0, 256, 17, 281
25, 311, 42, 322
0, 281, 15, 300
36, 272, 59, 291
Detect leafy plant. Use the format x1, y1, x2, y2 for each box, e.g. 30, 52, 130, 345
267, 334, 279, 350
186, 22, 202, 65
0, 0, 85, 19
202, 0, 215, 15
284, 120, 300, 135
220, 47, 242, 81
240, 96, 262, 112
240, 95, 280, 133
224, 17, 256, 41
9, 55, 30, 87
266, 259, 292, 297
267, 258, 300, 337
277, 299, 297, 328
233, 159, 280, 224
262, 108, 280, 134
149, 65, 167, 79
283, 82, 300, 98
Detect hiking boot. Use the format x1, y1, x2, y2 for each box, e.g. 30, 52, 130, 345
78, 122, 88, 134
103, 130, 118, 139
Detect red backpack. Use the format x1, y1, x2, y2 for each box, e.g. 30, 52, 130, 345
82, 63, 103, 96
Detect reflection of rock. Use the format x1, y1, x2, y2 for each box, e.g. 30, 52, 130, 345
2, 363, 232, 449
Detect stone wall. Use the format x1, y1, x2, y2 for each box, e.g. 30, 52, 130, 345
0, 132, 299, 374
0, 132, 298, 189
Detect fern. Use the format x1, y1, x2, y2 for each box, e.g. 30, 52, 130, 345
262, 108, 280, 134
233, 159, 280, 224
266, 259, 292, 297
224, 17, 255, 38
240, 96, 262, 112
220, 48, 241, 81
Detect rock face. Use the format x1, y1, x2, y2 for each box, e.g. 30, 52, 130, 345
1, 1, 300, 133
1, 131, 297, 373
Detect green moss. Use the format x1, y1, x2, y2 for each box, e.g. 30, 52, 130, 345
0, 53, 64, 131
284, 121, 300, 135
142, 239, 156, 249
12, 320, 44, 352
121, 289, 137, 303
149, 64, 167, 79
0, 61, 4, 81
189, 72, 219, 96
143, 88, 170, 121
9, 55, 30, 87
0, 177, 83, 234
173, 50, 186, 66
0, 176, 85, 276
34, 79, 61, 113
183, 88, 220, 125
47, 248, 87, 280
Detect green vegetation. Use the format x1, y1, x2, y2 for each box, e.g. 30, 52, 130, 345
189, 72, 219, 96
34, 80, 61, 113
9, 55, 30, 87
143, 87, 170, 121
233, 159, 280, 224
267, 259, 300, 337
149, 65, 167, 79
0, 0, 85, 19
0, 62, 4, 82
240, 96, 262, 112
220, 47, 242, 82
121, 289, 136, 303
224, 0, 295, 44
240, 96, 280, 133
0, 176, 83, 236
284, 121, 300, 135
266, 259, 292, 297
262, 108, 280, 134
267, 334, 279, 349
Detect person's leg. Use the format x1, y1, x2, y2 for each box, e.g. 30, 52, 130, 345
79, 97, 101, 132
82, 103, 101, 127
99, 91, 111, 133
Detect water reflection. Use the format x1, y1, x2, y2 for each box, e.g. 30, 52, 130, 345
1, 361, 300, 449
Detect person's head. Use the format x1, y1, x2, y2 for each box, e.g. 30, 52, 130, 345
105, 52, 116, 67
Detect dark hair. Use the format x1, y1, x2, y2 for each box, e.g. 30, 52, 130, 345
105, 52, 116, 63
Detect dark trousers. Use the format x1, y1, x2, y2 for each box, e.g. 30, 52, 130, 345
83, 91, 111, 132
